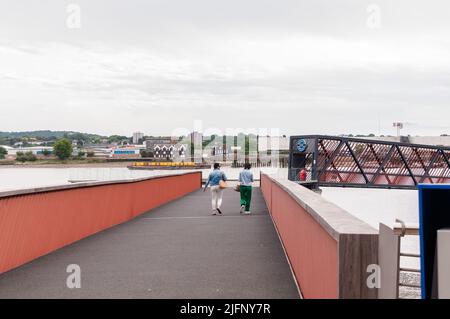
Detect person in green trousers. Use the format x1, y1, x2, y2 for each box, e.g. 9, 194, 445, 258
239, 163, 254, 215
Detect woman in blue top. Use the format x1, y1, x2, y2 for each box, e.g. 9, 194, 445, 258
203, 163, 227, 215
239, 163, 254, 215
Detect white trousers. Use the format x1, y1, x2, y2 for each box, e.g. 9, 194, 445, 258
210, 185, 224, 211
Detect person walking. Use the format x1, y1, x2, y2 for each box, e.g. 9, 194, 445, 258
239, 163, 254, 215
203, 163, 227, 215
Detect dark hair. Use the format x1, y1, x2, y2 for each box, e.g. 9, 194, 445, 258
213, 163, 220, 169
244, 163, 251, 170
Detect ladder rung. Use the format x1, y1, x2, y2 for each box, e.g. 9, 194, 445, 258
400, 267, 421, 273
394, 227, 419, 236
399, 282, 421, 289
400, 253, 420, 258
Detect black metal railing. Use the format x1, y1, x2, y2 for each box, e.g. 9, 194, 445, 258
289, 135, 450, 189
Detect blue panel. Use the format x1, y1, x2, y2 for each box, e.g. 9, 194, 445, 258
418, 184, 450, 299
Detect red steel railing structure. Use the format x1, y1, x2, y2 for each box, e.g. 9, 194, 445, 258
288, 135, 450, 189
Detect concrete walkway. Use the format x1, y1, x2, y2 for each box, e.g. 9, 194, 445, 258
0, 188, 299, 299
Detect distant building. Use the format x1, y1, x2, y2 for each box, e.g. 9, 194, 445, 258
209, 144, 232, 161
153, 144, 187, 159
110, 145, 145, 158
189, 131, 203, 161
6, 146, 53, 156
145, 137, 174, 149
189, 131, 203, 145
145, 137, 187, 160
212, 145, 231, 156
132, 132, 144, 144
82, 147, 111, 157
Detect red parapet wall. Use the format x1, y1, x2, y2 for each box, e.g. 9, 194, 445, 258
261, 174, 378, 299
261, 174, 338, 298
0, 172, 201, 274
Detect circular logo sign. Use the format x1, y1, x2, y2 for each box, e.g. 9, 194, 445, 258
296, 139, 307, 152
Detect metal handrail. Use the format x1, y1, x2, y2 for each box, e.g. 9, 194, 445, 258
394, 219, 420, 236
394, 219, 421, 298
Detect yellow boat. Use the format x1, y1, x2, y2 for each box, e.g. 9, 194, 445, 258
127, 161, 211, 170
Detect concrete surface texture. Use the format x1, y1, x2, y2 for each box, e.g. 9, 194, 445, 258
0, 188, 299, 299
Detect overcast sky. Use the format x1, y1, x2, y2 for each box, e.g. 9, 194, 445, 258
1, 0, 449, 137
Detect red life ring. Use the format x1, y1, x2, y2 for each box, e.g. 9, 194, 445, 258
299, 169, 307, 181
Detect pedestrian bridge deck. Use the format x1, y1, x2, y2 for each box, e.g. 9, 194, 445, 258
0, 188, 300, 298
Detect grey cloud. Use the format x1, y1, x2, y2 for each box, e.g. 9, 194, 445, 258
0, 0, 449, 136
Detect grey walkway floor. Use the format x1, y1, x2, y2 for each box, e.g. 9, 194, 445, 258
0, 188, 299, 299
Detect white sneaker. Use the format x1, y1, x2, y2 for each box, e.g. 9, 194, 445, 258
244, 211, 251, 215
240, 205, 245, 214
211, 210, 217, 215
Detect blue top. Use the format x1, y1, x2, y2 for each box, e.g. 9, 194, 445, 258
205, 169, 227, 188
239, 169, 254, 186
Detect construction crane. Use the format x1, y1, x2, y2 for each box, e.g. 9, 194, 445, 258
393, 122, 404, 137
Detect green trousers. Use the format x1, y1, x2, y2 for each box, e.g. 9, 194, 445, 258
240, 185, 253, 212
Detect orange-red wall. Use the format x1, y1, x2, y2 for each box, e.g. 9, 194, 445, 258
0, 173, 201, 274
261, 174, 339, 299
